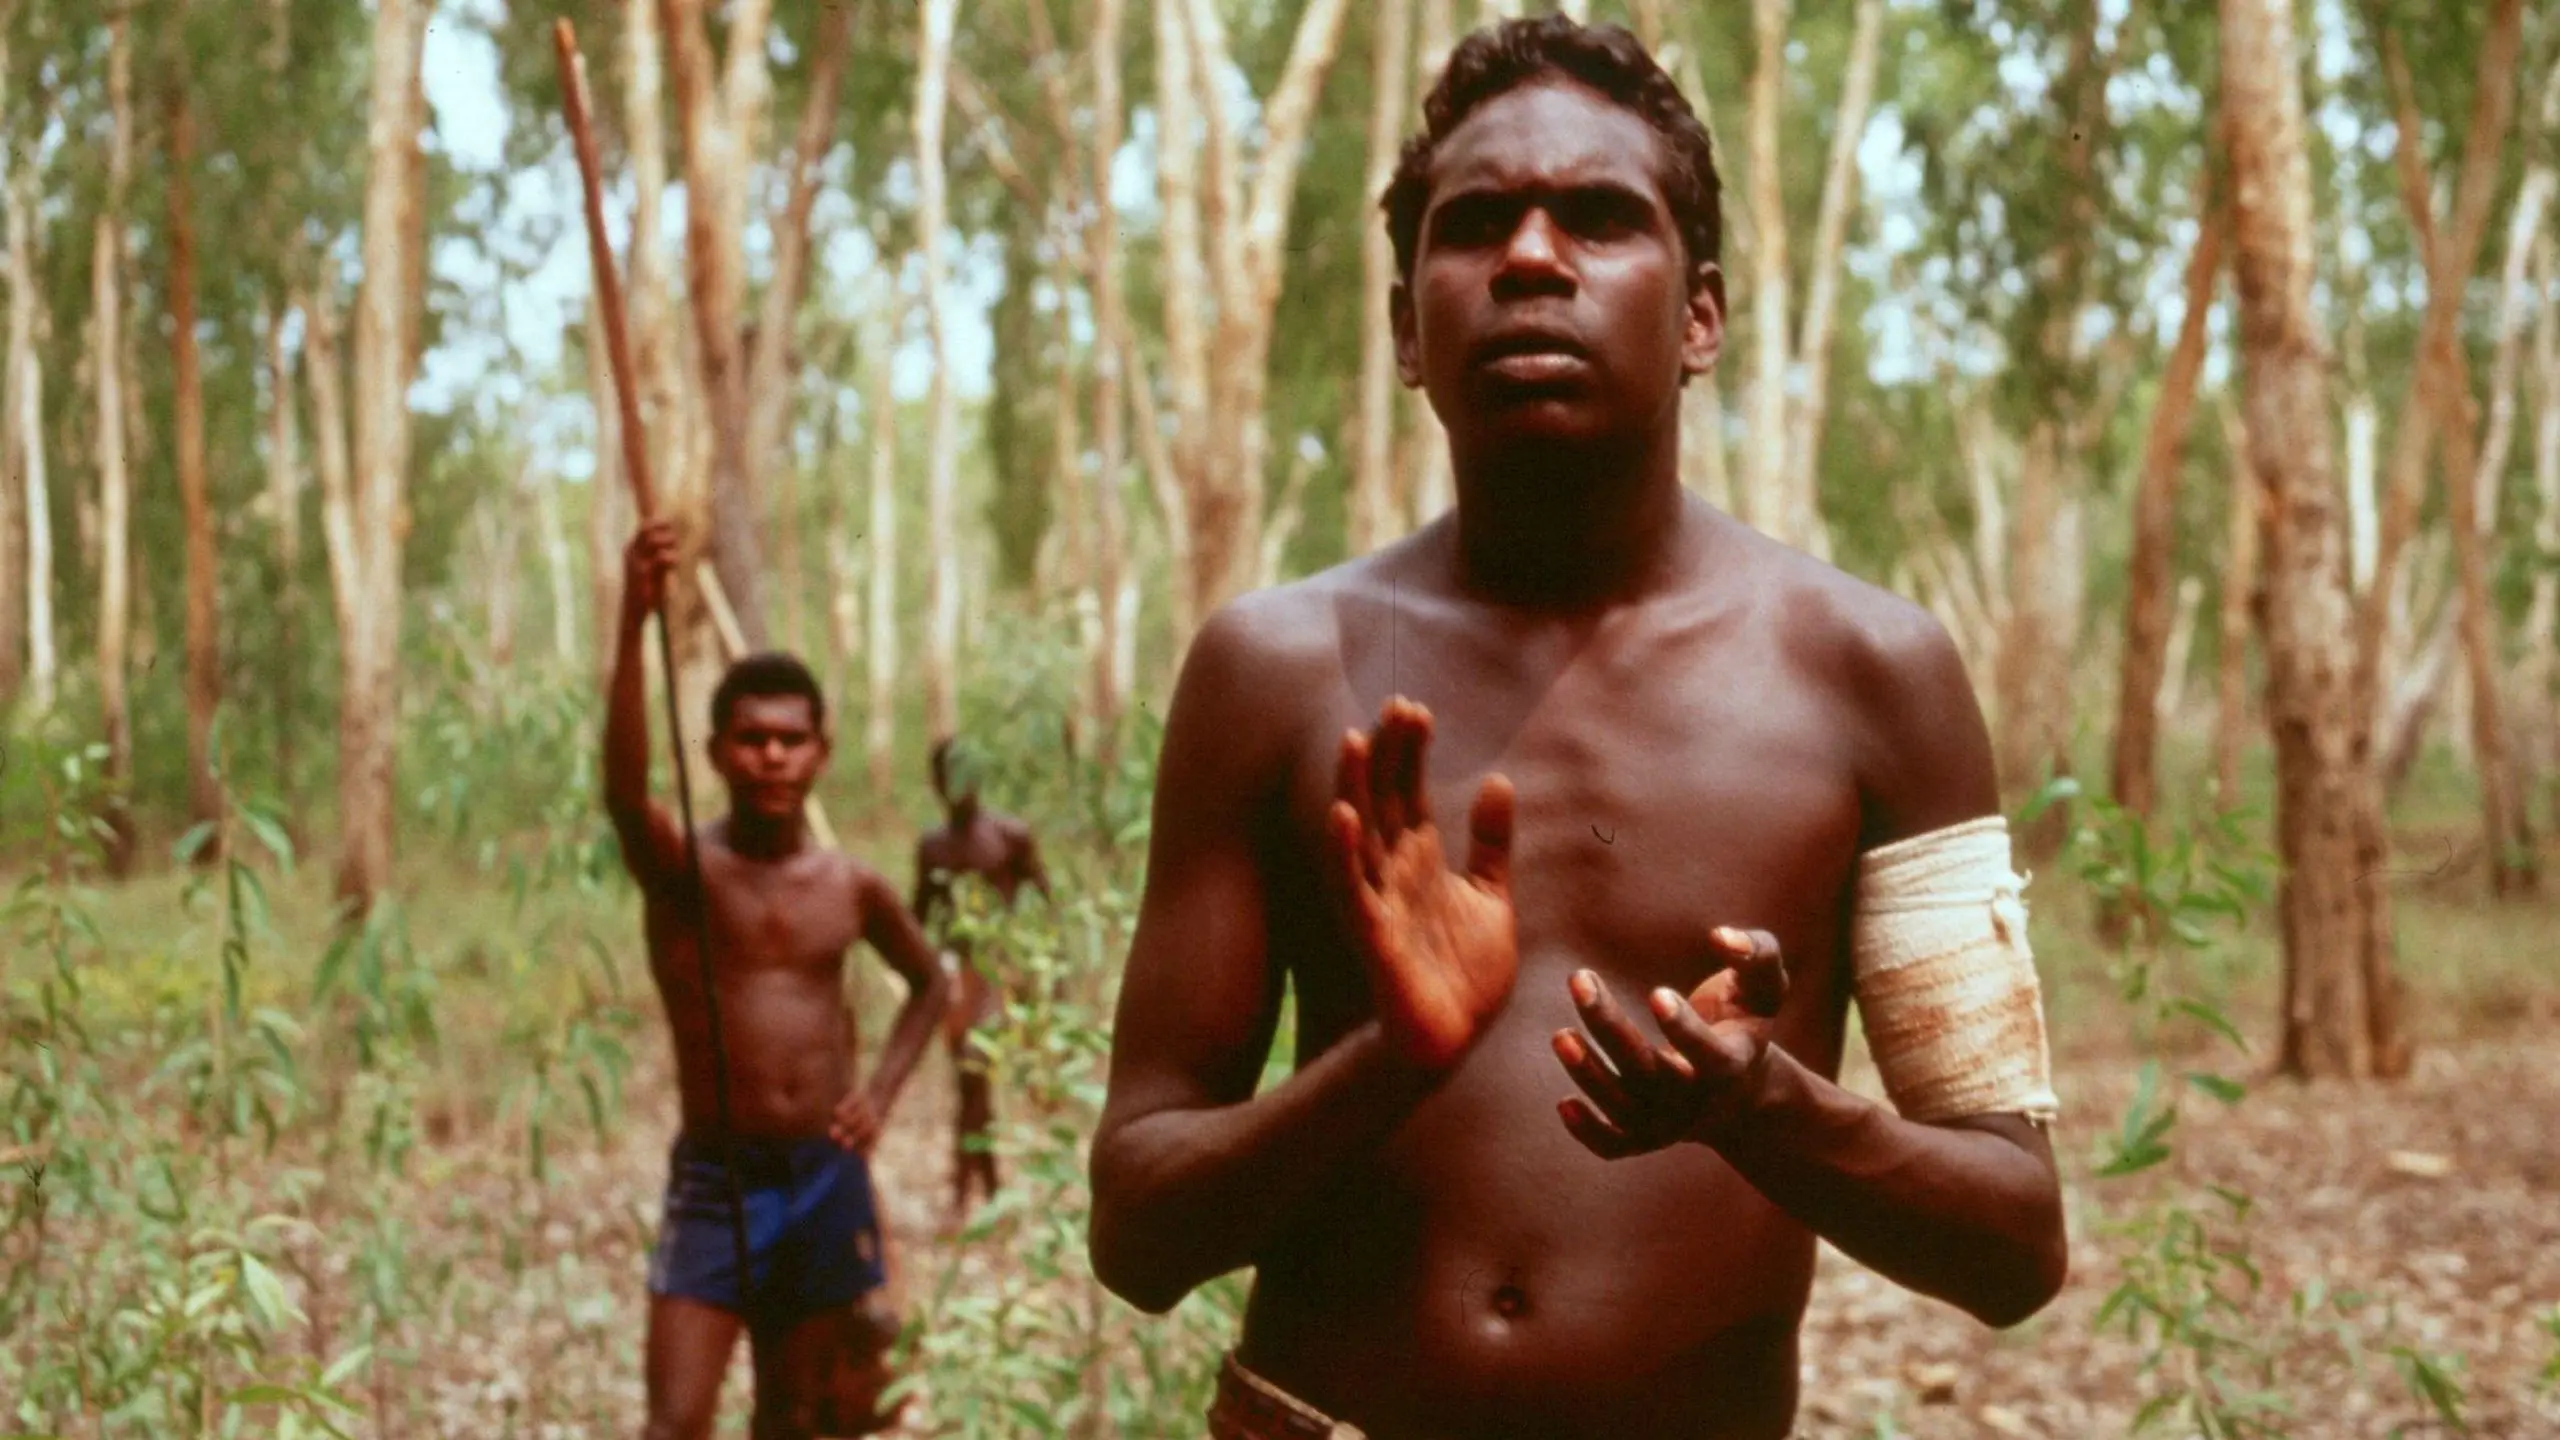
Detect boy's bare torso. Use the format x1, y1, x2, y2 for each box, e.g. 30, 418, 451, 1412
645, 830, 879, 1139
1226, 512, 1923, 1438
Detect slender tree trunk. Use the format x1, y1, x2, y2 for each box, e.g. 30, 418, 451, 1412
4, 159, 49, 714
864, 280, 904, 805
535, 462, 579, 669
743, 0, 854, 657
1630, 0, 1736, 513
0, 29, 17, 713
1089, 0, 1133, 768
1351, 0, 1414, 557
2447, 105, 2554, 893
2222, 0, 2405, 1079
916, 0, 962, 742
265, 301, 303, 824
1741, 0, 1791, 534
2528, 234, 2560, 827
2341, 304, 2379, 594
1778, 0, 1884, 561
94, 12, 136, 872
1159, 0, 1354, 626
658, 0, 769, 647
334, 0, 432, 916
167, 76, 223, 845
2161, 575, 2206, 725
2113, 191, 2225, 820
2357, 3, 2524, 758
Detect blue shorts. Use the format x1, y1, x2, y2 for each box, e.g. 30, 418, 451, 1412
646, 1132, 889, 1328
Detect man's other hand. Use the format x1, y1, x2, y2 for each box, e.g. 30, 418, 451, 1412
1553, 926, 1790, 1157
830, 1088, 886, 1154
1325, 696, 1518, 1072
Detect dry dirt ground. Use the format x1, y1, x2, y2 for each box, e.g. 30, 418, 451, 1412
435, 1026, 2558, 1438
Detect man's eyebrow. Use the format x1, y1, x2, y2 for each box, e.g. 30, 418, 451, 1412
1430, 177, 1662, 209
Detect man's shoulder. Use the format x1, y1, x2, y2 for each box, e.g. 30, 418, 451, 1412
1739, 533, 1968, 698
1181, 567, 1357, 696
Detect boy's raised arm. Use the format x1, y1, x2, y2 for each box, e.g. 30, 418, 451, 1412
602, 521, 689, 897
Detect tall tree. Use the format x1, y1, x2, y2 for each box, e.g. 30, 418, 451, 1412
2221, 0, 2404, 1078
328, 0, 433, 914
95, 9, 137, 872
657, 0, 774, 646
2111, 182, 2225, 822
264, 303, 303, 824
864, 274, 903, 802
1349, 0, 1414, 556
916, 0, 960, 742
1087, 0, 1133, 761
3, 134, 45, 713
1151, 0, 1354, 635
166, 68, 224, 845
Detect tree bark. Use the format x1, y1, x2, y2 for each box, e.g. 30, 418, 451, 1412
1778, 0, 1885, 561
2213, 403, 2257, 812
1401, 0, 1457, 533
2528, 234, 2560, 827
264, 300, 303, 823
2446, 80, 2554, 893
166, 75, 224, 846
4, 156, 50, 715
743, 0, 855, 656
2222, 0, 2405, 1079
1741, 0, 1791, 534
2112, 189, 2225, 820
534, 461, 579, 669
95, 11, 136, 872
333, 0, 433, 916
2357, 2, 2524, 750
865, 279, 904, 805
1351, 0, 1415, 557
658, 0, 769, 646
916, 0, 962, 742
1155, 0, 1354, 630
1088, 0, 1133, 766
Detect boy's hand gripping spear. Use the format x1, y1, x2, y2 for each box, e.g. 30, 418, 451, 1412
553, 19, 755, 1308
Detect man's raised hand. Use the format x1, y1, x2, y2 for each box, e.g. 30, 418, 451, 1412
1553, 926, 1790, 1157
622, 519, 678, 619
1326, 697, 1518, 1072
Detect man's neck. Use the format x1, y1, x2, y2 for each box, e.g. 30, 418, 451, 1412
1449, 425, 1696, 609
725, 810, 810, 860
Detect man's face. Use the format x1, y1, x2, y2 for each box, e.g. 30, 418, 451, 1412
1393, 80, 1722, 455
712, 694, 829, 821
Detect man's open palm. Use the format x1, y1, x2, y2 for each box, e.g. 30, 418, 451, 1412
1326, 697, 1517, 1071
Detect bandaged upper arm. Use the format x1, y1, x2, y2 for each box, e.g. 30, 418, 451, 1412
1851, 815, 2059, 1126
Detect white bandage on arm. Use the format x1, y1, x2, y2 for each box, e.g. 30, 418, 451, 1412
1850, 815, 2059, 1126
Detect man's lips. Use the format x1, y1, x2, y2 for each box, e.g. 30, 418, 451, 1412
1472, 329, 1592, 384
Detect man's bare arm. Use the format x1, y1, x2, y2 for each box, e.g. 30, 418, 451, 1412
1726, 610, 2062, 1326
603, 522, 687, 895
857, 869, 953, 1118
1087, 603, 1443, 1315
1557, 606, 2065, 1327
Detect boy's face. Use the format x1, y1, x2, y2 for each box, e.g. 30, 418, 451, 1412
712, 694, 830, 821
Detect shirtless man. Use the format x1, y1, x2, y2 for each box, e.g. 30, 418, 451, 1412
912, 737, 1053, 1220
608, 520, 953, 1440
1089, 18, 2066, 1439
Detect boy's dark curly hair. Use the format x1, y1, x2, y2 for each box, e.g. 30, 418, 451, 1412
1382, 15, 1722, 290
711, 651, 827, 736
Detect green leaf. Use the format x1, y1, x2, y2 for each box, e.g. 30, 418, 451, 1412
2185, 1072, 2247, 1105
2172, 999, 2250, 1054
241, 809, 297, 870
174, 821, 220, 865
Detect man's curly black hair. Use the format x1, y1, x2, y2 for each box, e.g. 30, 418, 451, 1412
711, 651, 827, 736
1382, 15, 1723, 291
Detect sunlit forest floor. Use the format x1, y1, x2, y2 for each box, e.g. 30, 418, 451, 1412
6, 744, 2559, 1438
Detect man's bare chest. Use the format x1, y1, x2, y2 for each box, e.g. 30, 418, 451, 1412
658, 853, 859, 978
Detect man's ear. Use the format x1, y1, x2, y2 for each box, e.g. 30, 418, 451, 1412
1392, 281, 1423, 389
1683, 261, 1726, 379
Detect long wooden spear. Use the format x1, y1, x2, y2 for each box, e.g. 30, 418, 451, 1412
553, 17, 754, 1307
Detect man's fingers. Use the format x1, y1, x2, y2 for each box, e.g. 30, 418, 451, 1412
1558, 1098, 1643, 1159
1569, 970, 1661, 1083
1327, 801, 1388, 947
1371, 700, 1417, 835
1551, 1029, 1634, 1118
1391, 698, 1435, 827
1333, 729, 1375, 834
1649, 987, 1758, 1081
1466, 774, 1515, 895
1710, 926, 1790, 1018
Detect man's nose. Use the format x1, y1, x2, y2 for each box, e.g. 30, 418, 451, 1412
1493, 210, 1573, 292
